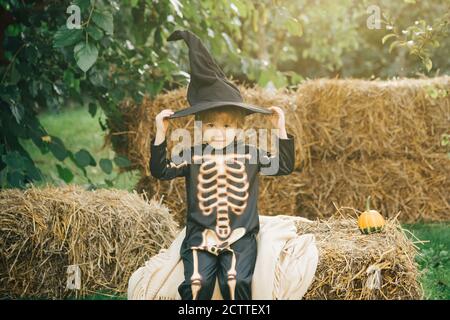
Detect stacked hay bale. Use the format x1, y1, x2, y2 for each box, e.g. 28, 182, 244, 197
292, 210, 423, 300
0, 186, 422, 299
0, 185, 178, 299
111, 77, 449, 225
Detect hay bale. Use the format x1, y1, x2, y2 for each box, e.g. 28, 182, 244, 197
260, 157, 450, 221
292, 209, 423, 300
109, 77, 449, 223
0, 186, 422, 299
296, 77, 449, 162
0, 184, 178, 299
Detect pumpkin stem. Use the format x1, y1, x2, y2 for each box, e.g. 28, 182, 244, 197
366, 196, 371, 211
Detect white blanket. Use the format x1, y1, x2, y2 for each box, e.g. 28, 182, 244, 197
128, 215, 319, 300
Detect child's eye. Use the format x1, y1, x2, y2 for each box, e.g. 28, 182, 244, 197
224, 125, 229, 128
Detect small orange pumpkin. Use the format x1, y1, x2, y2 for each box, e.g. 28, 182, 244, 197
358, 196, 385, 234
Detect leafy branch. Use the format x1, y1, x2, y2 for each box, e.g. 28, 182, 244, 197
382, 11, 450, 72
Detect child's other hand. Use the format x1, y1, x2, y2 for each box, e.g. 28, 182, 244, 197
268, 106, 286, 130
155, 109, 175, 134
267, 106, 288, 139
154, 109, 174, 145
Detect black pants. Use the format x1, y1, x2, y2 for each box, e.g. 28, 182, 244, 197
178, 232, 257, 300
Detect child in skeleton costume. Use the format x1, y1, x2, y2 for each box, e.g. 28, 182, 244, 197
150, 30, 295, 300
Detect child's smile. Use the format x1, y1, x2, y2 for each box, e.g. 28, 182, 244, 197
202, 112, 239, 149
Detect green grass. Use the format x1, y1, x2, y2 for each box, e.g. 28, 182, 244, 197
17, 106, 450, 300
66, 291, 126, 300
20, 105, 141, 191
403, 222, 450, 300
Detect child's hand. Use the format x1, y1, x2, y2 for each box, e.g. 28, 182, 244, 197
267, 106, 288, 139
155, 109, 175, 134
154, 109, 174, 145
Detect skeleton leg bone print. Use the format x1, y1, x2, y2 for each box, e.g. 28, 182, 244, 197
189, 245, 239, 300
188, 152, 252, 300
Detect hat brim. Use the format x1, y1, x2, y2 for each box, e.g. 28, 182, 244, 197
168, 101, 273, 119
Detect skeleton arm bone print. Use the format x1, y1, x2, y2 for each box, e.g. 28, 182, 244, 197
150, 137, 189, 180
258, 133, 296, 176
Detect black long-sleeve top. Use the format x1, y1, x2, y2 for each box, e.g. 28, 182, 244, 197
150, 133, 296, 250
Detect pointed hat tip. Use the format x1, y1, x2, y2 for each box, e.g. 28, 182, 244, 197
167, 30, 187, 42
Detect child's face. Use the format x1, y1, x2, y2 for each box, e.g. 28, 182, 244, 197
201, 111, 239, 149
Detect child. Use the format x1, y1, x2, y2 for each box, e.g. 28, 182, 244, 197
149, 30, 296, 300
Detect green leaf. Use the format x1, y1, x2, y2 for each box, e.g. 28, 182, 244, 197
87, 25, 104, 41
74, 41, 98, 72
285, 18, 303, 37
98, 117, 107, 131
430, 39, 440, 48
99, 158, 113, 174
10, 62, 21, 85
53, 25, 83, 48
74, 148, 96, 167
73, 79, 80, 93
441, 134, 449, 146
56, 164, 74, 183
382, 33, 397, 44
10, 104, 24, 124
426, 85, 441, 99
424, 58, 433, 72
23, 157, 42, 181
48, 136, 68, 161
74, 0, 91, 11
104, 178, 114, 187
231, 0, 248, 18
88, 102, 97, 117
286, 71, 304, 85
5, 24, 21, 37
88, 67, 108, 88
258, 67, 287, 89
92, 10, 114, 35
114, 155, 131, 168
7, 171, 25, 188
130, 0, 140, 7
2, 151, 24, 170
389, 40, 402, 53
29, 80, 39, 97
63, 69, 75, 87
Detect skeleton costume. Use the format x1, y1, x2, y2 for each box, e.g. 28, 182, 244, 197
150, 30, 296, 300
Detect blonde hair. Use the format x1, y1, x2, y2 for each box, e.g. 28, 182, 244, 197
195, 105, 246, 128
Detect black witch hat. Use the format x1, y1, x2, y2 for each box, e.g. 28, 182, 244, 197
166, 30, 272, 119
